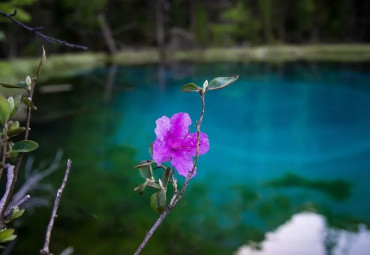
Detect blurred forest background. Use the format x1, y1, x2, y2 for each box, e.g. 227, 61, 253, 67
1, 0, 370, 59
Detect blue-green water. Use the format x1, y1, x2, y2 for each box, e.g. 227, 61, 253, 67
12, 62, 370, 254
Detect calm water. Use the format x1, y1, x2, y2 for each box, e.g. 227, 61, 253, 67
12, 62, 370, 254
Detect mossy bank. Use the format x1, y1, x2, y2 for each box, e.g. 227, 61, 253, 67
1, 44, 370, 82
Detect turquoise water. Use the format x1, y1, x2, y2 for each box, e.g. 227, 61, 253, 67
13, 62, 370, 254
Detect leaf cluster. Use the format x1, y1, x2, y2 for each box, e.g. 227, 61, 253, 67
134, 160, 171, 213
0, 76, 39, 158
0, 47, 45, 246
182, 75, 239, 94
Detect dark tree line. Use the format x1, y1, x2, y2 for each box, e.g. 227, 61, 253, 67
1, 0, 370, 58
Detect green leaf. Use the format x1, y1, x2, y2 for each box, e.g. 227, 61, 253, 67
0, 229, 17, 243
202, 80, 209, 91
10, 206, 25, 221
15, 81, 28, 89
139, 165, 153, 180
161, 167, 171, 188
5, 206, 25, 223
182, 83, 199, 93
208, 75, 239, 91
134, 180, 149, 195
9, 121, 20, 129
150, 189, 166, 213
10, 151, 18, 163
25, 76, 32, 90
0, 81, 27, 89
12, 140, 39, 153
0, 94, 11, 125
7, 127, 25, 138
22, 97, 37, 110
9, 94, 21, 118
134, 160, 154, 180
147, 182, 161, 190
7, 97, 14, 112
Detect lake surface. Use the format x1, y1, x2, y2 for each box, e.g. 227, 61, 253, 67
11, 62, 370, 254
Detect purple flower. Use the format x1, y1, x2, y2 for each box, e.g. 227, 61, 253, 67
152, 112, 209, 177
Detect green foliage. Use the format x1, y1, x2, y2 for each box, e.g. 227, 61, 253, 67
150, 189, 166, 213
0, 94, 11, 124
182, 75, 239, 94
4, 206, 25, 224
22, 96, 37, 110
12, 140, 39, 152
0, 0, 39, 22
292, 0, 315, 35
61, 0, 108, 28
7, 126, 25, 137
0, 50, 44, 247
9, 94, 21, 118
207, 75, 239, 91
181, 83, 199, 93
192, 1, 209, 44
266, 172, 352, 201
134, 160, 170, 212
211, 1, 261, 45
0, 228, 16, 243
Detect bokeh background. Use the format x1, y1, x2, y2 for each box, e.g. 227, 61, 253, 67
1, 1, 370, 255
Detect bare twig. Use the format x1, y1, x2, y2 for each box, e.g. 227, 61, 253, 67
169, 170, 178, 205
134, 90, 206, 255
4, 195, 30, 218
0, 165, 14, 213
0, 125, 8, 183
0, 10, 88, 50
40, 159, 72, 255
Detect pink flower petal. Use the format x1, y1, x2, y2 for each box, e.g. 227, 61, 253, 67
151, 112, 209, 178
155, 116, 171, 141
152, 139, 172, 166
182, 132, 210, 155
171, 153, 196, 177
169, 113, 191, 140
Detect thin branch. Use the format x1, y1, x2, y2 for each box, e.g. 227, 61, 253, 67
169, 170, 178, 205
134, 90, 206, 255
0, 10, 88, 50
40, 159, 72, 255
0, 124, 8, 183
0, 165, 14, 213
4, 195, 30, 218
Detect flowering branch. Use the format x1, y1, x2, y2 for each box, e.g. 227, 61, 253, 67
0, 9, 88, 50
134, 89, 206, 255
133, 76, 238, 255
40, 159, 72, 255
